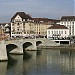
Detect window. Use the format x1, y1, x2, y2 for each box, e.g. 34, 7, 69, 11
57, 31, 58, 34
65, 31, 66, 34
72, 22, 74, 24
52, 31, 53, 34
48, 31, 50, 34
19, 32, 20, 34
17, 29, 19, 31
12, 24, 14, 26
18, 23, 19, 25
61, 31, 63, 34
72, 25, 74, 35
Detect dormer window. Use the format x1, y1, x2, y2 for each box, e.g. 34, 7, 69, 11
23, 19, 25, 21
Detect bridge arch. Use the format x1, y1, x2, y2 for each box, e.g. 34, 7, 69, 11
23, 42, 33, 51
6, 44, 18, 53
36, 41, 42, 46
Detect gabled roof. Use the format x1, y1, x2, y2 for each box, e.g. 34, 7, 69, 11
48, 24, 68, 29
11, 12, 32, 21
0, 23, 11, 27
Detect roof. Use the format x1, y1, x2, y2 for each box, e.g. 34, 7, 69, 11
33, 18, 49, 22
48, 24, 68, 29
33, 18, 60, 22
11, 12, 32, 21
0, 23, 11, 27
61, 16, 75, 20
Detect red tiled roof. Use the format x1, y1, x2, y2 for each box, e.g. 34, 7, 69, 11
33, 18, 49, 22
33, 18, 60, 22
48, 24, 68, 29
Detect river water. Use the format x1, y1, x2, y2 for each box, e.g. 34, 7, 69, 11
0, 49, 75, 75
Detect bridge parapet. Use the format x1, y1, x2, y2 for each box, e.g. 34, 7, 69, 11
0, 38, 60, 61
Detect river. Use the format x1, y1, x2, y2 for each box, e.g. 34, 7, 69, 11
0, 49, 75, 75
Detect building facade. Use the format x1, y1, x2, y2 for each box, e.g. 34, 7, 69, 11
0, 23, 10, 36
11, 12, 59, 38
47, 24, 69, 39
59, 16, 75, 36
33, 18, 59, 36
11, 12, 34, 38
0, 23, 10, 40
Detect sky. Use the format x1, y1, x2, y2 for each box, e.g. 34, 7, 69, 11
0, 0, 74, 23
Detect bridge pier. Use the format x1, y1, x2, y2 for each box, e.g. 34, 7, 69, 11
33, 41, 37, 50
25, 41, 37, 51
0, 41, 8, 61
9, 44, 23, 54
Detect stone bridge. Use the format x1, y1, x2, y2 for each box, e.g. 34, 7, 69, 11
0, 38, 59, 61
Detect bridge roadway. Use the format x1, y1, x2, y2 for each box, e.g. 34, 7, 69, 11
0, 38, 60, 61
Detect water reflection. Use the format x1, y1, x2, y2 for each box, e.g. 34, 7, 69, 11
7, 55, 17, 69
60, 50, 75, 75
23, 51, 32, 61
7, 55, 23, 75
0, 62, 7, 75
1, 49, 75, 75
36, 50, 42, 56
23, 51, 36, 75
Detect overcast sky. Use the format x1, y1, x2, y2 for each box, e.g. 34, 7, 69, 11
0, 0, 74, 23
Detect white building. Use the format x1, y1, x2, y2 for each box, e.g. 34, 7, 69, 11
11, 12, 34, 38
47, 24, 69, 39
59, 16, 75, 36
4, 23, 11, 36
0, 23, 11, 37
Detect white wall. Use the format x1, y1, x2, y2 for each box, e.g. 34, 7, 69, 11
14, 15, 22, 21
60, 21, 75, 36
47, 29, 69, 38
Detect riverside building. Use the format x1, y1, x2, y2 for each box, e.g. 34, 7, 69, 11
33, 18, 58, 37
11, 12, 59, 38
47, 24, 69, 39
59, 16, 75, 36
11, 12, 34, 38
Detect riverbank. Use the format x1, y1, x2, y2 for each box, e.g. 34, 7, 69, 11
37, 43, 75, 50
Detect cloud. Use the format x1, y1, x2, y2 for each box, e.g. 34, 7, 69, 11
0, 0, 74, 22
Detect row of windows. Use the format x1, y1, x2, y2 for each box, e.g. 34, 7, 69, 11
14, 19, 22, 22
13, 19, 34, 22
64, 25, 74, 27
48, 31, 67, 34
61, 22, 74, 24
12, 32, 22, 34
